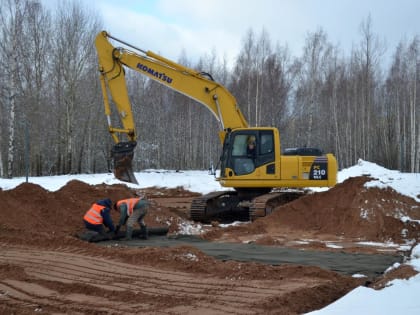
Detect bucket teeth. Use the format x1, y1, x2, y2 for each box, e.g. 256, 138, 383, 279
112, 141, 138, 184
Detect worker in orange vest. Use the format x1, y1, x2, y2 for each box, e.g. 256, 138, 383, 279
83, 198, 115, 235
114, 196, 149, 240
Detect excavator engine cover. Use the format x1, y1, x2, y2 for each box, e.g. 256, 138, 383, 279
111, 141, 138, 184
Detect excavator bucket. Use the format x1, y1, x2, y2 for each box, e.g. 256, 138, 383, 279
111, 141, 138, 184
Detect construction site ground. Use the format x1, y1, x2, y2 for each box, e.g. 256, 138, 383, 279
0, 176, 419, 314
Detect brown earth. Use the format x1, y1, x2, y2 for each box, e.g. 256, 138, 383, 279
0, 175, 419, 314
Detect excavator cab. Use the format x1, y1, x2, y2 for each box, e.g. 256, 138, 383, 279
220, 129, 276, 179
218, 127, 335, 190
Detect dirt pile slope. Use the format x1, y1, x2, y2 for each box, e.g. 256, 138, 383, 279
262, 176, 420, 242
203, 176, 420, 251
1, 181, 132, 235
1, 176, 419, 247
0, 181, 200, 237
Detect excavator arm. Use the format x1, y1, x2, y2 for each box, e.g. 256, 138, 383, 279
95, 31, 248, 183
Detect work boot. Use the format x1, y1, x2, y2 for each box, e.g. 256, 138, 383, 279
140, 224, 149, 240
122, 226, 133, 241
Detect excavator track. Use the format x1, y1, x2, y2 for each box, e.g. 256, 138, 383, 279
190, 192, 220, 222
249, 191, 305, 221
190, 191, 239, 222
190, 190, 305, 223
249, 193, 281, 220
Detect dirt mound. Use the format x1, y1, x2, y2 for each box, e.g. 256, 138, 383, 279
1, 176, 419, 246
203, 176, 420, 249
262, 176, 420, 243
0, 180, 200, 240
0, 181, 131, 235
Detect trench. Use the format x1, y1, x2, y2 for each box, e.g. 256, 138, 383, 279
99, 234, 403, 278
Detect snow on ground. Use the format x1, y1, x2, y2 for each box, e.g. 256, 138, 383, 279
340, 159, 420, 202
306, 244, 420, 315
0, 159, 419, 314
1, 159, 418, 200
0, 169, 225, 194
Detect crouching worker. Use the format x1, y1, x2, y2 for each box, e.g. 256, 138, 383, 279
83, 199, 115, 237
114, 196, 149, 240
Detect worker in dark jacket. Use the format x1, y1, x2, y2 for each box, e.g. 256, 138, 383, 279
83, 198, 115, 234
246, 136, 257, 159
114, 196, 149, 240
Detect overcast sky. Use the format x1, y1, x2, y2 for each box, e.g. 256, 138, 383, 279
44, 0, 419, 67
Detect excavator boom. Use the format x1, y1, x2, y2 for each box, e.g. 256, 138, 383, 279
95, 31, 248, 183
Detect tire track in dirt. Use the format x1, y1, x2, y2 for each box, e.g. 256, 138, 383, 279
0, 246, 328, 314
2, 248, 283, 300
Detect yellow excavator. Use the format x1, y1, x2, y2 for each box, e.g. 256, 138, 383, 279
95, 31, 337, 222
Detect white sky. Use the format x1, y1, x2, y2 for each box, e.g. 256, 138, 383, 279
70, 0, 420, 68
1, 159, 420, 314
36, 0, 420, 67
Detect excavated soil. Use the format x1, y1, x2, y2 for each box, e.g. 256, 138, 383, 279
0, 175, 419, 314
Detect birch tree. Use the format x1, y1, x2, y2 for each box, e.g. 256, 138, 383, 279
385, 43, 406, 170
0, 0, 25, 178
355, 15, 384, 161
254, 28, 271, 126
19, 0, 51, 175
51, 1, 101, 174
321, 47, 346, 166
293, 29, 330, 147
231, 29, 256, 124
406, 37, 419, 172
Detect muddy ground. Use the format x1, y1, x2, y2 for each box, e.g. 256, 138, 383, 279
0, 175, 419, 314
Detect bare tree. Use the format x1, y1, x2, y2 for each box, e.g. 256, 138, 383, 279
380, 36, 419, 172
262, 44, 293, 131
385, 42, 407, 170
19, 0, 51, 175
293, 28, 331, 147
355, 15, 384, 161
254, 28, 271, 126
231, 28, 256, 124
0, 0, 25, 178
405, 37, 419, 172
50, 0, 101, 174
321, 46, 346, 166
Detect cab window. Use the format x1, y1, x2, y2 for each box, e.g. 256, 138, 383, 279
232, 135, 249, 156
260, 133, 273, 154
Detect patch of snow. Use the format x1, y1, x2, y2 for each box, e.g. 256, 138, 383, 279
385, 262, 401, 274
177, 222, 203, 235
325, 243, 343, 249
360, 208, 369, 219
356, 241, 399, 248
219, 221, 248, 228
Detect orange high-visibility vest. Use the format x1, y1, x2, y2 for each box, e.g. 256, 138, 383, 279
83, 203, 105, 225
116, 198, 141, 216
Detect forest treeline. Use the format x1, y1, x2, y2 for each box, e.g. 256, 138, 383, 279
0, 0, 419, 179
